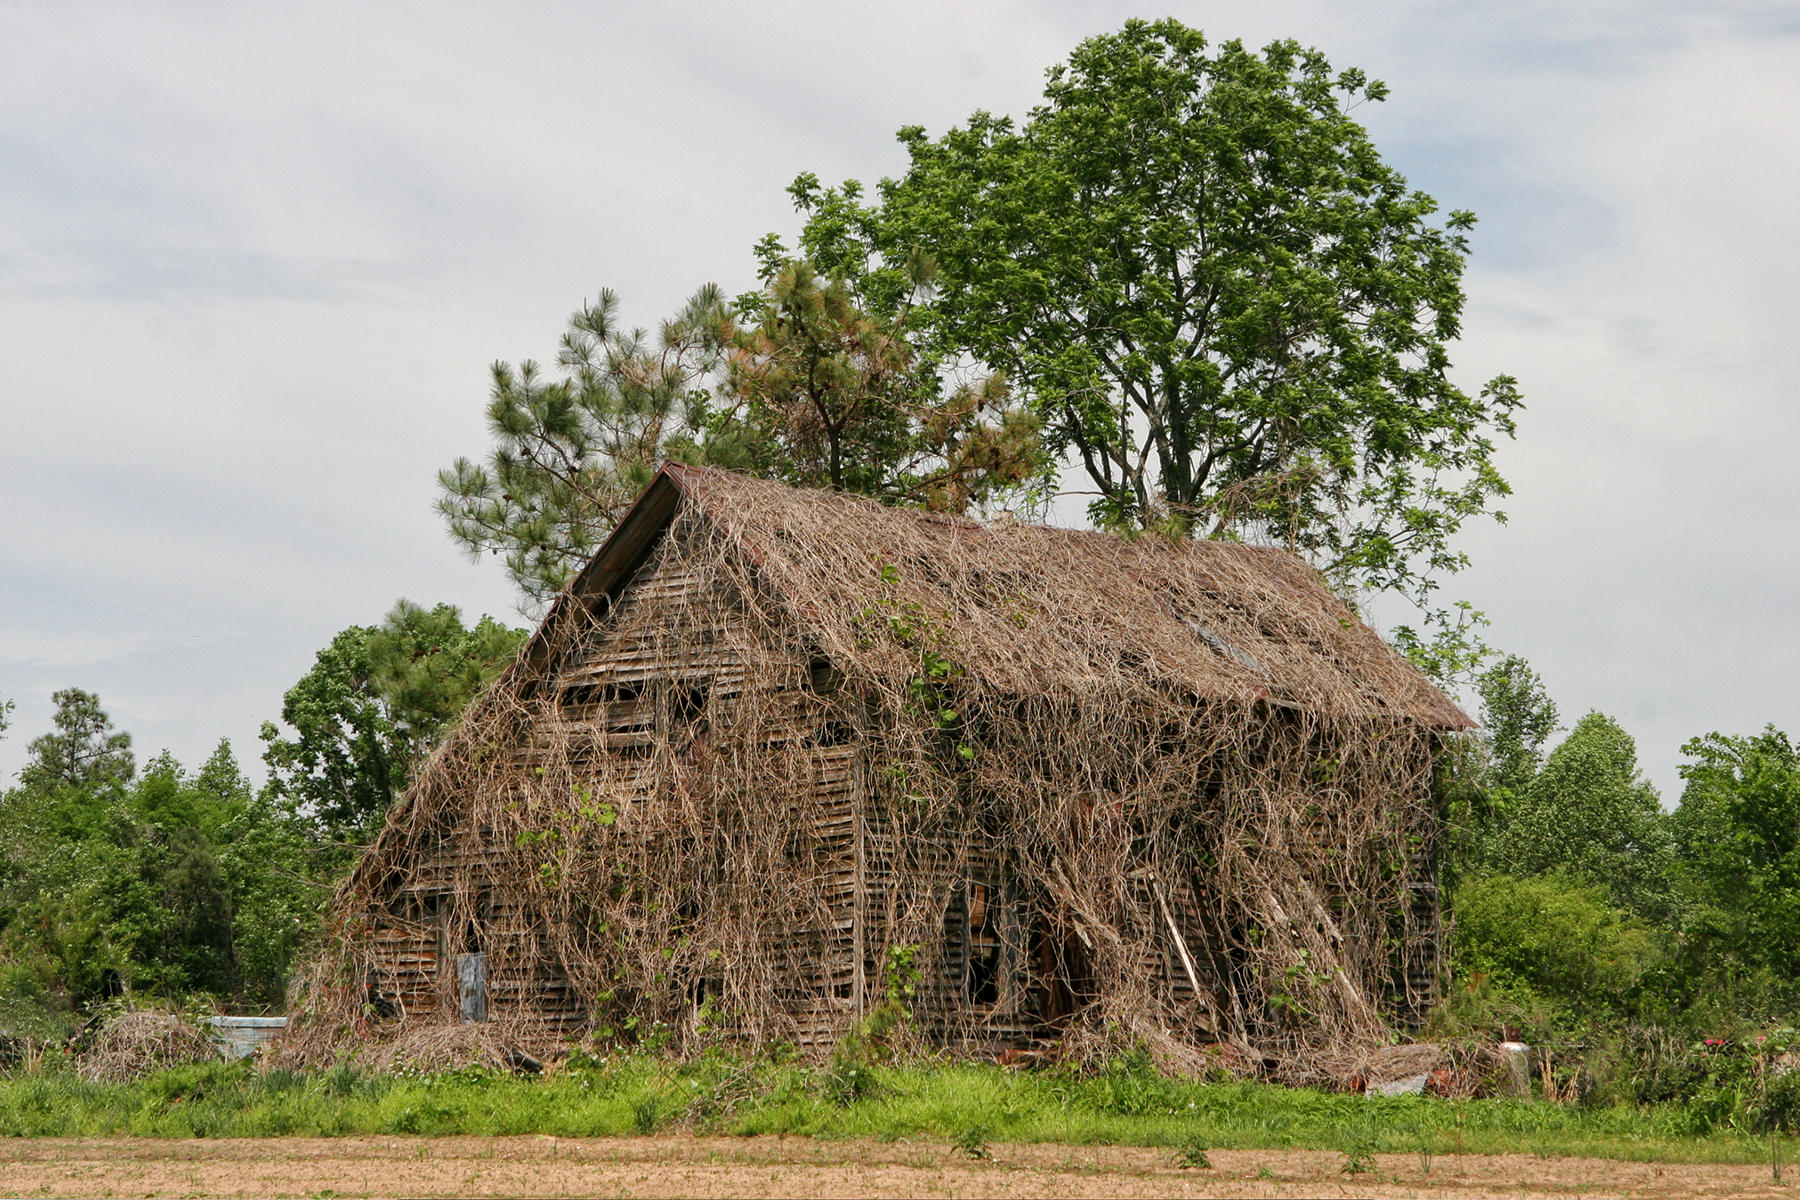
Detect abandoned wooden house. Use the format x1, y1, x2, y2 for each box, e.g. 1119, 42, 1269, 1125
299, 463, 1471, 1062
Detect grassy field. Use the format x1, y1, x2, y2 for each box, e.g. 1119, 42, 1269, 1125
0, 1052, 1791, 1169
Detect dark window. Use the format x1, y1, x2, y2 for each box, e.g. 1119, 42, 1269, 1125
560, 680, 643, 709
966, 882, 1001, 1006
671, 682, 709, 725
947, 878, 1010, 1008
806, 655, 844, 694
364, 971, 397, 1018
465, 890, 492, 955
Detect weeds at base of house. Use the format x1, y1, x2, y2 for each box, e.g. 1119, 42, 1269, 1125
630, 1093, 662, 1135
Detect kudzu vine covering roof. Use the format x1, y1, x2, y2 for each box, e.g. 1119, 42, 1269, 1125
526, 461, 1470, 730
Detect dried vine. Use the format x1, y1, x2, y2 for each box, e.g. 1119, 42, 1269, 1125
281, 466, 1464, 1074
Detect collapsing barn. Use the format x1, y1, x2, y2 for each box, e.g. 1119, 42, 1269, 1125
290, 463, 1471, 1065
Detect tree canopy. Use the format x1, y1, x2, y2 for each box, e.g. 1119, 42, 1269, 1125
1482, 711, 1672, 921
440, 267, 1042, 609
715, 255, 1042, 512
1477, 653, 1561, 804
1670, 727, 1800, 992
261, 601, 526, 849
18, 688, 134, 795
437, 288, 733, 609
1, 693, 319, 1016
1451, 872, 1662, 1025
787, 19, 1519, 604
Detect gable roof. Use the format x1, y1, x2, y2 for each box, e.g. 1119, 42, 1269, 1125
518, 463, 1471, 730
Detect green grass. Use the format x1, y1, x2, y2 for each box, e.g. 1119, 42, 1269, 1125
0, 1053, 1789, 1165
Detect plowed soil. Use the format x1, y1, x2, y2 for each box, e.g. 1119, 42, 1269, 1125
0, 1136, 1783, 1199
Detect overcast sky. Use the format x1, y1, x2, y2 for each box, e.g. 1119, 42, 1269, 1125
2, 1, 1796, 801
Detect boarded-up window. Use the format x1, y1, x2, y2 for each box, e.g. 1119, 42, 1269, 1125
458, 953, 487, 1022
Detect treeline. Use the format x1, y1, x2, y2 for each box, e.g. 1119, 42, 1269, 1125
0, 603, 524, 1033
1445, 656, 1800, 1108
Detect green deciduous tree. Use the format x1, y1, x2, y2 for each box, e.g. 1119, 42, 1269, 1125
1389, 600, 1493, 690
110, 751, 238, 998
789, 19, 1519, 605
215, 783, 320, 1007
1669, 727, 1800, 1005
0, 721, 318, 1019
1485, 711, 1672, 920
1451, 872, 1663, 1028
261, 601, 526, 850
1, 690, 135, 1020
1478, 654, 1560, 803
1442, 652, 1561, 874
260, 623, 402, 852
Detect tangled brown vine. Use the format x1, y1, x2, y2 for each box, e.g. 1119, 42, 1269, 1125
281, 464, 1467, 1075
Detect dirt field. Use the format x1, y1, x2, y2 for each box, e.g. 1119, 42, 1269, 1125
0, 1136, 1787, 1199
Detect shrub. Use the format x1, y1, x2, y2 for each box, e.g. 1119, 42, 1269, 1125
1451, 872, 1662, 1026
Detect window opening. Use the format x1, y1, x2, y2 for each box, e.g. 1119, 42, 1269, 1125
967, 882, 1001, 1006
947, 876, 1015, 1009
364, 970, 397, 1019
689, 974, 722, 1014
458, 890, 490, 1022
805, 655, 844, 694
457, 951, 487, 1022
560, 680, 644, 709
671, 682, 709, 726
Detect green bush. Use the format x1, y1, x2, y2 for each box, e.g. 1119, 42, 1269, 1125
1452, 872, 1663, 1028
0, 954, 74, 1050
